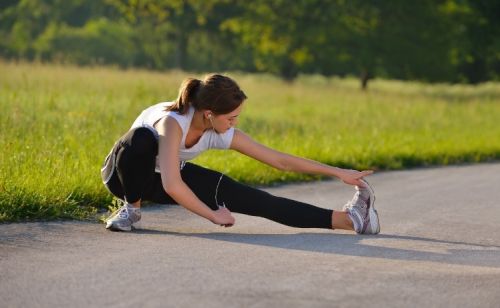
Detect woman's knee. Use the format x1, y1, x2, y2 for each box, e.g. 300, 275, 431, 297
123, 127, 158, 156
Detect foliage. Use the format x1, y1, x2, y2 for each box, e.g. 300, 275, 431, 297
1, 0, 499, 86
34, 18, 136, 66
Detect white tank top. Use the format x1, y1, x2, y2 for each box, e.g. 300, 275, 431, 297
131, 102, 235, 172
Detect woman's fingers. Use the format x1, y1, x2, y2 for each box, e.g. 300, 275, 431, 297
352, 170, 374, 180
214, 206, 235, 226
360, 170, 374, 177
341, 169, 374, 187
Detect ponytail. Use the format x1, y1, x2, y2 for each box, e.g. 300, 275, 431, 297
167, 74, 246, 115
167, 78, 201, 114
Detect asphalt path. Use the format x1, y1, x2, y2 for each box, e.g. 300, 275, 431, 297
1, 163, 500, 307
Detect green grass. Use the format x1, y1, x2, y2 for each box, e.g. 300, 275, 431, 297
1, 61, 500, 222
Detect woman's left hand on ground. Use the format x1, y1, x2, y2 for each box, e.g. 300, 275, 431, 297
339, 169, 373, 187
212, 206, 235, 227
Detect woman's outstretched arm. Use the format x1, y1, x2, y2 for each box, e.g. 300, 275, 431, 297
230, 129, 372, 186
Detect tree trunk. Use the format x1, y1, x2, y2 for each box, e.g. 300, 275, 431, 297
280, 58, 298, 82
360, 69, 372, 90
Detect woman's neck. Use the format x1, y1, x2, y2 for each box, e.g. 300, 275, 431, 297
190, 110, 211, 132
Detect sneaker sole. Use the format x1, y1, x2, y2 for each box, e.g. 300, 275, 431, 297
105, 221, 132, 232
361, 180, 380, 234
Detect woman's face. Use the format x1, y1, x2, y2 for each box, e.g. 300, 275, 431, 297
211, 104, 243, 133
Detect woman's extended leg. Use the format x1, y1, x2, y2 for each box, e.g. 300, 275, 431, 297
179, 163, 354, 230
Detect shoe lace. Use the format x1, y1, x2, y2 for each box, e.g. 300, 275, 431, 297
107, 205, 129, 220
118, 207, 129, 219
353, 192, 368, 208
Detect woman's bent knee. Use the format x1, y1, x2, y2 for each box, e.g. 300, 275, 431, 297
124, 127, 158, 156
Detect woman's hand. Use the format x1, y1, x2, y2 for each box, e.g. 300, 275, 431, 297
212, 206, 235, 227
338, 169, 374, 187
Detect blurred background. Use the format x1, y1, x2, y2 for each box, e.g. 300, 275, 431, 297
1, 0, 499, 88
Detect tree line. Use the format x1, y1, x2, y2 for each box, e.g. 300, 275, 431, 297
1, 0, 499, 88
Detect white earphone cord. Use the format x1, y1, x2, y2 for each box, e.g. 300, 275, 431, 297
215, 173, 226, 208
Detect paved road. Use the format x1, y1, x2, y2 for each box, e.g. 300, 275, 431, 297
1, 163, 500, 308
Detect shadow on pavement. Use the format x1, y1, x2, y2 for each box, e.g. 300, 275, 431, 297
135, 229, 500, 268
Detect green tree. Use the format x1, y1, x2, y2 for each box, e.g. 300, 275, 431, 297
452, 0, 500, 82
109, 0, 208, 69
222, 0, 327, 80
0, 0, 120, 60
371, 0, 457, 82
1, 0, 498, 86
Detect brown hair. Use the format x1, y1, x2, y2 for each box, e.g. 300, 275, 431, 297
167, 74, 247, 115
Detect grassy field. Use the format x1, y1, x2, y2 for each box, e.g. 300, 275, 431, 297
1, 61, 500, 222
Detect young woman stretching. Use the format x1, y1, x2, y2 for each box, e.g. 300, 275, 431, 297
101, 74, 380, 234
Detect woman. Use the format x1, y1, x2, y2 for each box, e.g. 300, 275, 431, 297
101, 74, 380, 234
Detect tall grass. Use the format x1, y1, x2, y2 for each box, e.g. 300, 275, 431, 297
1, 61, 500, 222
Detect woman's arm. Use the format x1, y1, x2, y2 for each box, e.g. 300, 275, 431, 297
230, 129, 372, 186
157, 117, 235, 226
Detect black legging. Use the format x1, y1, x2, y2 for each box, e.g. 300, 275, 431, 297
102, 127, 333, 229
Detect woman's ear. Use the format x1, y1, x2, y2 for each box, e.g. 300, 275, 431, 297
204, 111, 212, 119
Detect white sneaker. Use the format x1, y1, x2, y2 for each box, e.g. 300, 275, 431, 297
343, 179, 380, 234
105, 203, 141, 232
